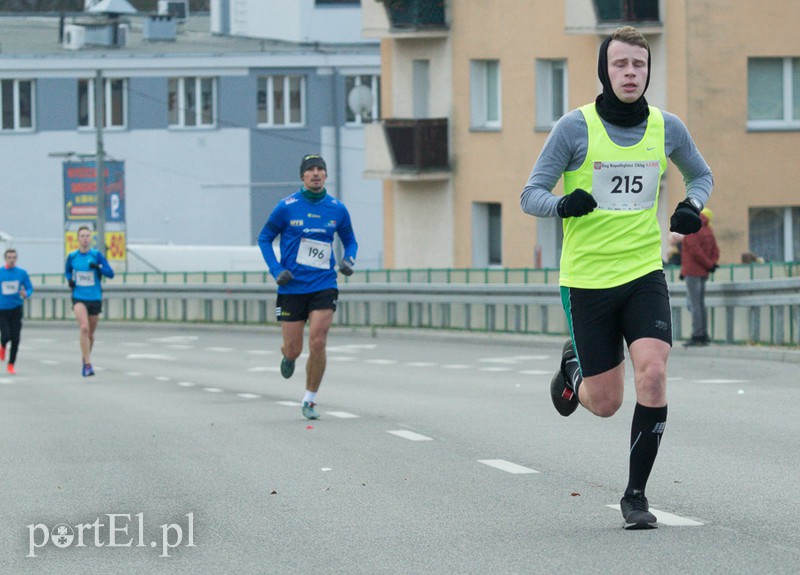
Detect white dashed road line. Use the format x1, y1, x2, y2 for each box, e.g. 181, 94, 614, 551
387, 430, 433, 441
237, 393, 261, 399
606, 504, 704, 526
204, 387, 224, 393
477, 459, 540, 474
326, 411, 359, 419
277, 400, 302, 407
177, 381, 196, 387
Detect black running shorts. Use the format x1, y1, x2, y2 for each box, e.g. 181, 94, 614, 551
560, 270, 672, 377
276, 289, 338, 322
72, 299, 103, 316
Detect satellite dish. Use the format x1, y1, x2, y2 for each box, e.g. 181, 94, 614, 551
347, 85, 373, 120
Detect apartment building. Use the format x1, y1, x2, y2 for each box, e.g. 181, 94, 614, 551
0, 0, 382, 273
363, 0, 800, 268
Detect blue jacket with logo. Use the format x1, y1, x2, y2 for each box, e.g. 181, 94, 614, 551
0, 266, 33, 310
258, 189, 358, 294
65, 249, 115, 301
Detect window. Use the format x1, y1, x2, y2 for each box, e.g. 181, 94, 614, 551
748, 58, 800, 130
168, 77, 216, 128
78, 78, 127, 129
594, 0, 659, 22
749, 207, 800, 262
257, 75, 305, 127
0, 79, 34, 131
470, 60, 501, 130
472, 202, 502, 267
536, 59, 568, 129
345, 74, 380, 125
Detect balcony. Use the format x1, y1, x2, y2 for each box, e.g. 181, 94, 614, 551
383, 118, 450, 178
379, 0, 448, 36
565, 0, 662, 35
594, 0, 660, 22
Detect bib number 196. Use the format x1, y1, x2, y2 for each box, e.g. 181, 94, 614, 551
296, 238, 332, 270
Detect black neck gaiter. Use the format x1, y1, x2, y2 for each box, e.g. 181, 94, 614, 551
595, 36, 651, 128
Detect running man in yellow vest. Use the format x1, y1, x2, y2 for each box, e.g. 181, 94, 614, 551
521, 26, 713, 530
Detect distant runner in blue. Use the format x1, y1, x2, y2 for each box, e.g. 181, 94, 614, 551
65, 225, 115, 377
0, 248, 34, 375
258, 154, 358, 420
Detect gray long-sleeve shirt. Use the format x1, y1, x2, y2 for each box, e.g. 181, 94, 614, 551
520, 107, 713, 217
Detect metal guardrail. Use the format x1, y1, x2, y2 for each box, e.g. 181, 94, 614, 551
25, 277, 800, 346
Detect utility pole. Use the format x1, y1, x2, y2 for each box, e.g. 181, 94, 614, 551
94, 69, 106, 255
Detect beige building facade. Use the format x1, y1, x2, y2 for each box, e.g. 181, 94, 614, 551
363, 1, 800, 269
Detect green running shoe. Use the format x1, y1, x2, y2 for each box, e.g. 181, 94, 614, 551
280, 356, 295, 379
302, 401, 320, 420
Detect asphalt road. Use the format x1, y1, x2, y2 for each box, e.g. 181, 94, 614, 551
1, 321, 798, 574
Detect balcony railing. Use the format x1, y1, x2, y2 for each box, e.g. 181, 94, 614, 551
594, 0, 659, 22
380, 0, 447, 31
383, 118, 449, 172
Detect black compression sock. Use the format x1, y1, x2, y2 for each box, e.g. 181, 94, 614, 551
625, 403, 668, 498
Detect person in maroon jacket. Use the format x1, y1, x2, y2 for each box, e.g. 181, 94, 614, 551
680, 208, 720, 346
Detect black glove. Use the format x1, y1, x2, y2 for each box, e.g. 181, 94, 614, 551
710, 264, 719, 273
275, 270, 294, 286
339, 257, 355, 276
68, 279, 76, 289
679, 274, 685, 281
669, 200, 702, 234
556, 189, 597, 218
89, 262, 100, 270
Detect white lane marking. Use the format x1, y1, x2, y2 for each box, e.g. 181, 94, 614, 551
177, 381, 196, 387
120, 342, 149, 347
40, 360, 60, 365
479, 367, 513, 372
204, 387, 224, 393
405, 362, 436, 367
205, 347, 234, 353
246, 350, 272, 355
479, 357, 524, 364
126, 353, 177, 361
28, 338, 56, 344
328, 356, 356, 362
277, 400, 302, 407
326, 411, 359, 419
442, 364, 471, 369
519, 369, 551, 375
478, 459, 540, 474
150, 336, 198, 343
155, 376, 170, 381
247, 366, 279, 372
125, 372, 142, 377
366, 359, 398, 365
387, 430, 433, 441
165, 344, 193, 350
237, 393, 260, 399
695, 379, 748, 384
0, 378, 14, 384
606, 504, 704, 526
328, 344, 377, 353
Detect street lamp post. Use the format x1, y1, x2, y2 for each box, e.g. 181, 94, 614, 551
94, 69, 106, 256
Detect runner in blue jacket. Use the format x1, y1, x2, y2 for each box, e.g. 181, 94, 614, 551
0, 248, 34, 374
65, 225, 115, 377
258, 154, 358, 420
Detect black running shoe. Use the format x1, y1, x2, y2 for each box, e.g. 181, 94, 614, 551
280, 356, 295, 379
620, 493, 658, 530
550, 339, 579, 417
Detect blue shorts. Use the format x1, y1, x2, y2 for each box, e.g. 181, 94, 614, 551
561, 270, 672, 377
